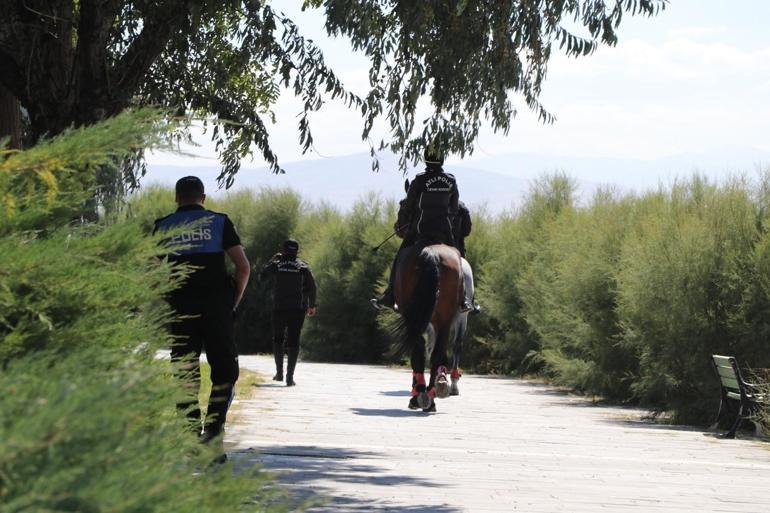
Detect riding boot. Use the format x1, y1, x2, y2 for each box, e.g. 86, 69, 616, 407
461, 297, 481, 314
371, 248, 401, 310
286, 347, 299, 387
371, 286, 395, 309
459, 258, 481, 314
273, 342, 284, 381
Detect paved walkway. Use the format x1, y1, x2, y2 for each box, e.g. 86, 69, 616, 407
227, 356, 770, 512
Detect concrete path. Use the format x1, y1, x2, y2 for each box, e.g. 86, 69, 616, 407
227, 356, 770, 512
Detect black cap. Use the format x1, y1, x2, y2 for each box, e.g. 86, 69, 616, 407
424, 149, 444, 166
283, 239, 299, 254
175, 176, 205, 196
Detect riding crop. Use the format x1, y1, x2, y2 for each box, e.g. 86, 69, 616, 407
371, 226, 404, 252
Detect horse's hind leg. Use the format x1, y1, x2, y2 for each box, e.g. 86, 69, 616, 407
450, 315, 467, 396
430, 329, 451, 400
410, 336, 430, 410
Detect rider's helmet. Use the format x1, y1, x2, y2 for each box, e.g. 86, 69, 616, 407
424, 148, 444, 167
283, 239, 299, 259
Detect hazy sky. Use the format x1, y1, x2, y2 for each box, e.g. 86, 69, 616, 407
147, 1, 770, 169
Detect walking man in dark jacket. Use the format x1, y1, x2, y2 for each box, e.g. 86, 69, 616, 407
154, 176, 250, 444
259, 239, 317, 386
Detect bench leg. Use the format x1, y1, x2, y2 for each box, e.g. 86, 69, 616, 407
708, 399, 725, 432
723, 404, 743, 439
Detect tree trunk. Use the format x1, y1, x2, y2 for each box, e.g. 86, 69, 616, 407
0, 83, 21, 149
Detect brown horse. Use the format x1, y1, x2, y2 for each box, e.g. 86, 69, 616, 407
390, 241, 465, 412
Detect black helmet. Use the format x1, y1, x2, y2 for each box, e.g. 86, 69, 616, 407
283, 239, 299, 256
423, 149, 444, 167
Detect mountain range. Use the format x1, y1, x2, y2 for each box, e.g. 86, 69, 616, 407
145, 146, 770, 213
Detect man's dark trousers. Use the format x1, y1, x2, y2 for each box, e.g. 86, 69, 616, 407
272, 309, 306, 381
170, 295, 239, 436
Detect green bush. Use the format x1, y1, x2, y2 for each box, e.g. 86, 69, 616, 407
127, 166, 770, 426
473, 174, 576, 374
0, 348, 276, 513
616, 177, 770, 422
0, 111, 280, 512
301, 195, 397, 362
520, 189, 637, 398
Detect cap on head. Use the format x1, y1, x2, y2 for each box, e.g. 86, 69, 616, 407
423, 149, 444, 166
175, 176, 205, 198
283, 239, 299, 255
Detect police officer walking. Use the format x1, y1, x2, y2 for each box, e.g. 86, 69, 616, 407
259, 239, 317, 386
154, 176, 250, 445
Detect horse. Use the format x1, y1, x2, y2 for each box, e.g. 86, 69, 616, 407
447, 257, 474, 396
390, 241, 465, 412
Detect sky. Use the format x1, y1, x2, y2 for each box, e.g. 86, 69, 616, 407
147, 1, 770, 177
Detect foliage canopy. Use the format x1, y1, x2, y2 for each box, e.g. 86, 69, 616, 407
0, 0, 665, 184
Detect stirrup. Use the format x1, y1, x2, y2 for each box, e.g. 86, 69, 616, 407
461, 300, 481, 315
370, 297, 398, 311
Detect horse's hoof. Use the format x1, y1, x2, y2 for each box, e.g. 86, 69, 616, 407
416, 391, 431, 410
422, 399, 436, 413
408, 396, 420, 410
435, 369, 450, 399
450, 378, 460, 396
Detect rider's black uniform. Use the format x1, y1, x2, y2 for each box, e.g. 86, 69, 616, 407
398, 164, 459, 246
154, 204, 241, 437
260, 245, 317, 385
452, 201, 472, 258
374, 161, 459, 308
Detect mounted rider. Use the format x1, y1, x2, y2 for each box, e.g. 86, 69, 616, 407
372, 149, 476, 312
454, 200, 481, 314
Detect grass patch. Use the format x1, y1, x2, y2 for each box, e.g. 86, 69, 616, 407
198, 362, 262, 410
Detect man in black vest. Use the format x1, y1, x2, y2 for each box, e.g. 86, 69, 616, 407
371, 150, 460, 309
154, 176, 250, 445
259, 239, 317, 386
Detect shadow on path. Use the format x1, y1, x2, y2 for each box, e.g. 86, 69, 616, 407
350, 407, 433, 418
379, 390, 411, 397
231, 445, 460, 513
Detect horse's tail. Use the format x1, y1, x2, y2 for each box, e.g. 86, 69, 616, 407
389, 247, 440, 360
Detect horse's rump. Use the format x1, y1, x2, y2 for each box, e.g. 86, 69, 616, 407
388, 243, 463, 360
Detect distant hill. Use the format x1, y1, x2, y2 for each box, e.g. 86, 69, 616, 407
146, 153, 537, 213
145, 146, 770, 212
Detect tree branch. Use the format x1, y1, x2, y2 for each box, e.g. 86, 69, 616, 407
74, 0, 124, 120
109, 1, 195, 110
0, 52, 26, 100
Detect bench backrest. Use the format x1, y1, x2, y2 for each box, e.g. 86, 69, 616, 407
712, 354, 743, 400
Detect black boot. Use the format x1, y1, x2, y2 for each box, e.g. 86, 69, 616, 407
286, 347, 299, 387
461, 296, 481, 314
371, 247, 402, 310
273, 342, 284, 381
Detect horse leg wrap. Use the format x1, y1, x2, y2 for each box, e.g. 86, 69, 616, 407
451, 368, 462, 380
411, 371, 426, 395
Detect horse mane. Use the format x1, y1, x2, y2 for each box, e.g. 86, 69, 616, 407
387, 246, 440, 360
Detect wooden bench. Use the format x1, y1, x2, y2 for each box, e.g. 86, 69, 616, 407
711, 355, 766, 438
